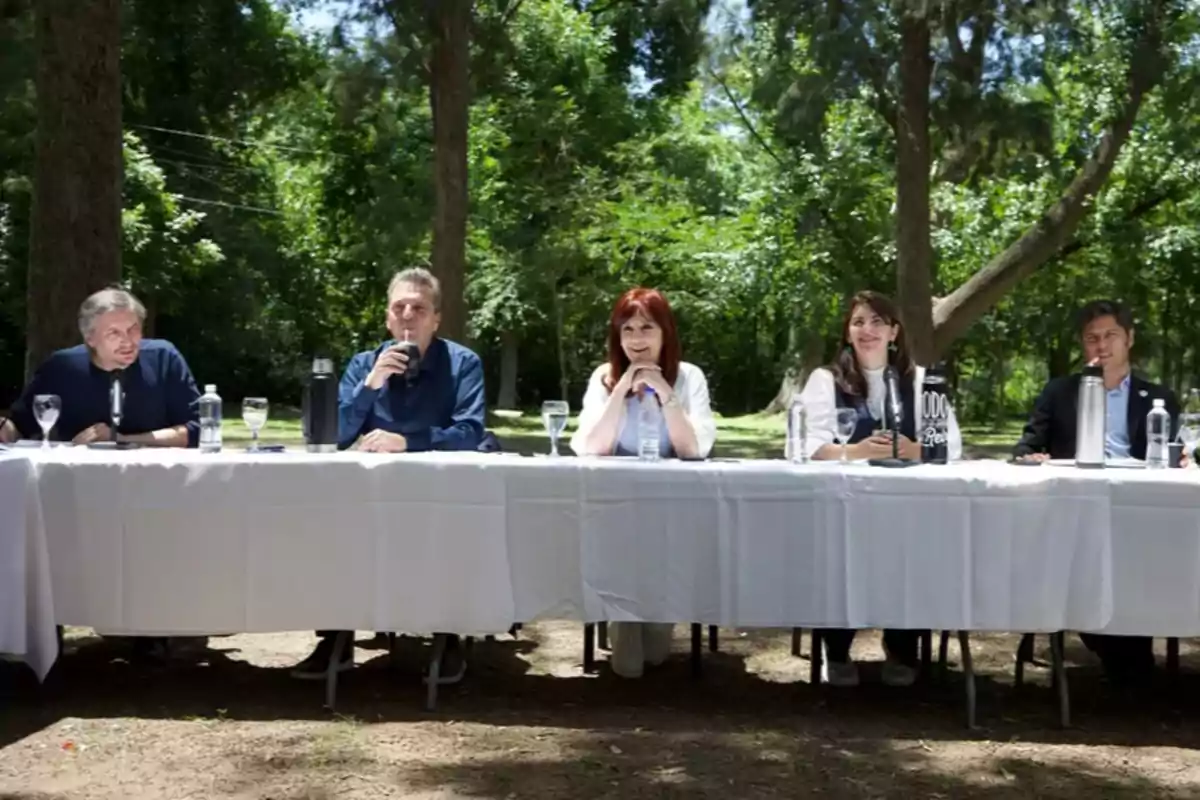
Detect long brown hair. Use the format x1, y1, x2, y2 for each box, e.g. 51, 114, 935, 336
829, 291, 914, 398
603, 287, 682, 391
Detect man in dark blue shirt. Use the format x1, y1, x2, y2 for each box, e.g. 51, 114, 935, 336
292, 267, 486, 680
1, 288, 200, 447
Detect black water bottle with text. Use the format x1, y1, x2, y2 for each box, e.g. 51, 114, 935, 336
920, 363, 950, 464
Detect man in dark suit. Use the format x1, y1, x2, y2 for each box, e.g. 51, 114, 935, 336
1014, 299, 1179, 684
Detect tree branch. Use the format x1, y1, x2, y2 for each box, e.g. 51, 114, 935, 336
931, 0, 1170, 354
500, 0, 525, 28
706, 64, 787, 169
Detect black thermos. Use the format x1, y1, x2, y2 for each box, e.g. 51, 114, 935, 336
304, 357, 338, 452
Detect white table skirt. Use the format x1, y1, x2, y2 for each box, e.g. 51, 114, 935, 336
26, 450, 1124, 643
0, 453, 56, 680
509, 458, 1112, 631
1099, 470, 1200, 636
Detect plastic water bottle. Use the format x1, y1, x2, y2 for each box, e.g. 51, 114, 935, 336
786, 393, 808, 464
637, 388, 661, 462
1146, 398, 1170, 469
198, 384, 222, 453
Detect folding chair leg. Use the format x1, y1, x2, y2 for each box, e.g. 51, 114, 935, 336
938, 630, 950, 678
425, 634, 448, 711
809, 630, 823, 685
920, 630, 933, 681
388, 633, 399, 666
56, 625, 65, 657
1051, 631, 1070, 728
791, 628, 802, 657
324, 631, 352, 710
1167, 637, 1180, 679
583, 624, 596, 674
597, 621, 609, 651
708, 625, 719, 653
1015, 633, 1035, 687
691, 623, 703, 678
959, 631, 976, 729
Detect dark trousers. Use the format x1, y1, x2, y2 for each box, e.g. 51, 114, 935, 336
1079, 632, 1154, 675
819, 628, 920, 668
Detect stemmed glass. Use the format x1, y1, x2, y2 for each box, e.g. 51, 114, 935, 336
835, 408, 858, 464
541, 400, 569, 457
33, 394, 60, 449
242, 397, 269, 452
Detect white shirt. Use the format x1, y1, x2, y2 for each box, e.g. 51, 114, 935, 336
571, 361, 717, 458
797, 366, 963, 460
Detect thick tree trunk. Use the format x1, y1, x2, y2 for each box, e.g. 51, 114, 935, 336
27, 0, 121, 377
894, 3, 935, 366
931, 0, 1169, 356
497, 328, 519, 409
428, 0, 470, 343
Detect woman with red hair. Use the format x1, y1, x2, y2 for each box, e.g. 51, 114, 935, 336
571, 287, 715, 461
570, 287, 716, 678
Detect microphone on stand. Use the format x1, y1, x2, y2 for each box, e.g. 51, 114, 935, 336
883, 365, 901, 460
869, 359, 917, 468
109, 370, 124, 443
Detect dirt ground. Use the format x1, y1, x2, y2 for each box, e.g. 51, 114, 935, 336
3, 625, 1200, 799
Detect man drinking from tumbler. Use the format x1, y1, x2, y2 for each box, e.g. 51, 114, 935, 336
291, 267, 486, 680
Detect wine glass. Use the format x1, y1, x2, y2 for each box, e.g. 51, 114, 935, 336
1178, 411, 1200, 469
242, 397, 269, 452
33, 394, 61, 449
541, 400, 569, 457
834, 408, 858, 464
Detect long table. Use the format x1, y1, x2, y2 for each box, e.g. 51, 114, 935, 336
6, 449, 1200, 680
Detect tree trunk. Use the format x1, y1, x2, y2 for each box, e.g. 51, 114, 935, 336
894, 2, 935, 366
26, 0, 121, 377
497, 328, 519, 409
931, 1, 1169, 356
427, 0, 470, 343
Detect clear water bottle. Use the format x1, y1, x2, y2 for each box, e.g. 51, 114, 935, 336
198, 384, 222, 453
786, 393, 808, 464
1146, 398, 1170, 469
637, 388, 661, 462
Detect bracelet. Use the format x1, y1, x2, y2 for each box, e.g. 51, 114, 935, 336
661, 394, 680, 409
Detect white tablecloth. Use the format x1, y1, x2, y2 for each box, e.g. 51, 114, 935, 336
27, 450, 1118, 641
1101, 470, 1200, 636
508, 458, 1112, 631
33, 449, 517, 636
0, 452, 56, 679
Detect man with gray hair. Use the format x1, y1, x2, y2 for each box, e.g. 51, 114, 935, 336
1, 287, 201, 447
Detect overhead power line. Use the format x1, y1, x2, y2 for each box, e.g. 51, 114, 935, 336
130, 123, 345, 159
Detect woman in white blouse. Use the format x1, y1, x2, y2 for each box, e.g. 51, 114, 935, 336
798, 290, 963, 689
571, 286, 716, 678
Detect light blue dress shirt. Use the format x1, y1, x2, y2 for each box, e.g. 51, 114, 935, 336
1105, 374, 1132, 458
